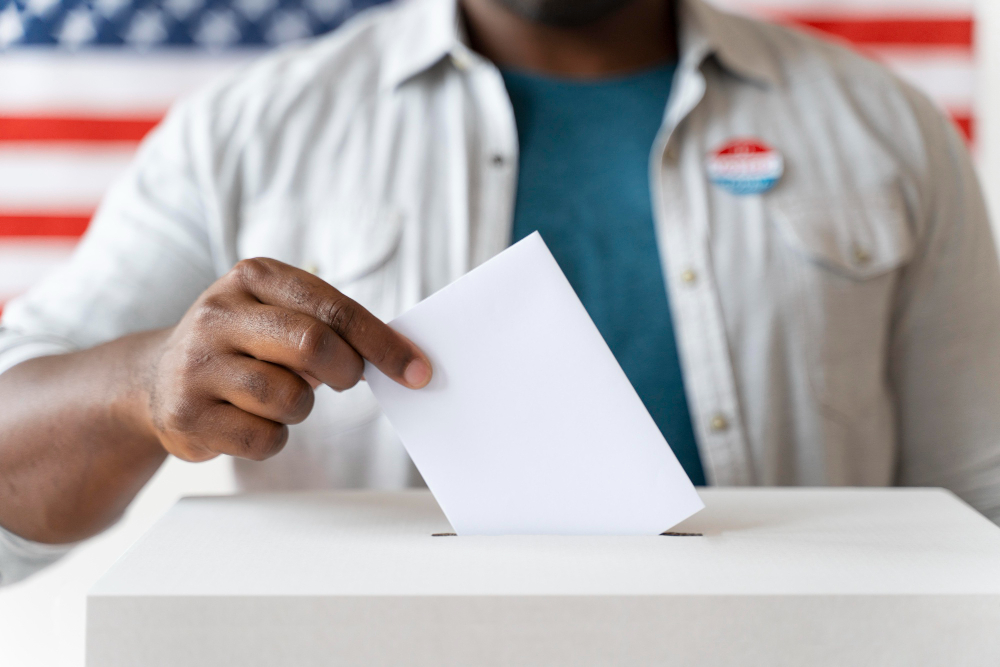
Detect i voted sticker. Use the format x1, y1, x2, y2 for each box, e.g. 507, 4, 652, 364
707, 138, 783, 196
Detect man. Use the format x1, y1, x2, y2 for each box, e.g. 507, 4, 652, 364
2, 0, 999, 584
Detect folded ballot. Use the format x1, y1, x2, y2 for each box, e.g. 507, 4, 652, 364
365, 232, 703, 535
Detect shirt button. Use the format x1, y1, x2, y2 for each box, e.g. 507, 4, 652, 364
709, 414, 729, 433
852, 245, 871, 266
491, 154, 506, 167
680, 269, 698, 285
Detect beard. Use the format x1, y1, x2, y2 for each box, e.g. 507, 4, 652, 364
491, 0, 641, 26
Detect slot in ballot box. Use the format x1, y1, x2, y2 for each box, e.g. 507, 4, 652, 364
87, 489, 1000, 666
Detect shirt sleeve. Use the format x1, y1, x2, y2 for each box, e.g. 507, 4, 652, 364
0, 97, 222, 584
890, 95, 1000, 524
0, 525, 75, 587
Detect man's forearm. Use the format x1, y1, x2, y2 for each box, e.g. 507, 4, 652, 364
0, 330, 168, 544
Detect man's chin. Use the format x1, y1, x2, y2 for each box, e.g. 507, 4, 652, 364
491, 0, 640, 27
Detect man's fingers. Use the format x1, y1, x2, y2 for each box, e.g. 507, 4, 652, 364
212, 356, 314, 425
229, 257, 432, 388
167, 403, 289, 463
217, 303, 365, 391
297, 371, 322, 389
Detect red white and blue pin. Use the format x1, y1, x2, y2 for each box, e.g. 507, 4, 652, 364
706, 138, 783, 196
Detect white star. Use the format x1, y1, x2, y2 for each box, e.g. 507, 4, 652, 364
162, 0, 204, 21
194, 10, 241, 48
265, 9, 311, 43
125, 8, 168, 48
91, 0, 131, 18
231, 0, 275, 22
57, 8, 97, 48
24, 0, 60, 18
0, 3, 24, 48
304, 0, 347, 23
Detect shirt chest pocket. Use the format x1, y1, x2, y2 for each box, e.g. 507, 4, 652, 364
767, 186, 914, 421
236, 199, 406, 436
238, 199, 405, 321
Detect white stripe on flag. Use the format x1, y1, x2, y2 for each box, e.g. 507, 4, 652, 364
0, 238, 77, 301
0, 145, 135, 210
873, 49, 975, 110
0, 51, 260, 115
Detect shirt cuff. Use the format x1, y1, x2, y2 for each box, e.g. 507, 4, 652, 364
0, 524, 75, 587
0, 338, 76, 376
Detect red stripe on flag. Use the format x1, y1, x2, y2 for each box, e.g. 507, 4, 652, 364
0, 213, 92, 237
952, 112, 974, 143
0, 116, 161, 143
785, 16, 973, 48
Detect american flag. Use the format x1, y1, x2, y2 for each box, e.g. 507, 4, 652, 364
0, 0, 976, 315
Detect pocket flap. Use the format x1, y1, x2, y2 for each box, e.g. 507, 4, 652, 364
239, 198, 404, 286
769, 187, 913, 280
313, 201, 404, 287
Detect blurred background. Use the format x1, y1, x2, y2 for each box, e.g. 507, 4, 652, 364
0, 0, 994, 664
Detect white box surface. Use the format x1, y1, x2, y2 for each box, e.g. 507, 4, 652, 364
87, 489, 1000, 666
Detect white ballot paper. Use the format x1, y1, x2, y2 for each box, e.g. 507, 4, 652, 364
366, 232, 704, 535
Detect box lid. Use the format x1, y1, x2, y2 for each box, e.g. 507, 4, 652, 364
90, 488, 1000, 597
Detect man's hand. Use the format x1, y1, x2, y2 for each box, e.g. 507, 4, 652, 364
0, 256, 430, 544
143, 257, 431, 463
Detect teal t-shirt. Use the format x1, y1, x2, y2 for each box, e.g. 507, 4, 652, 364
502, 63, 707, 486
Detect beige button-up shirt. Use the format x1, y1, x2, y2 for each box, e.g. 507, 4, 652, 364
3, 0, 1000, 582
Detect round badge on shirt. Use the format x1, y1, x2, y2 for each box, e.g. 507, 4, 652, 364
706, 138, 783, 196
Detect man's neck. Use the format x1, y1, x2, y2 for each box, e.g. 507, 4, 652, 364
460, 0, 677, 78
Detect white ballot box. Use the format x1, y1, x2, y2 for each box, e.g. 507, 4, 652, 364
87, 489, 1000, 666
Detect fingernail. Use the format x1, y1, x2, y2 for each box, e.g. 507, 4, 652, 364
403, 358, 432, 388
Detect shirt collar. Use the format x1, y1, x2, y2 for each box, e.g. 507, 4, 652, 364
680, 0, 781, 87
380, 0, 782, 91
379, 0, 466, 91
